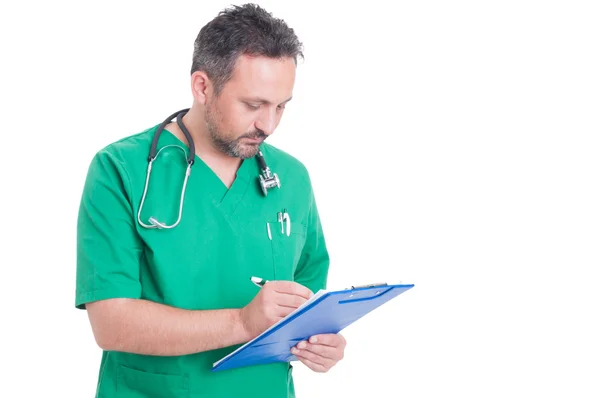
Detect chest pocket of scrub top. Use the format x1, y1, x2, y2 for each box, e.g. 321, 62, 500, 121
267, 219, 307, 281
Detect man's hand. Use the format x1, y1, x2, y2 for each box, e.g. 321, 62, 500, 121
291, 333, 346, 373
240, 281, 312, 339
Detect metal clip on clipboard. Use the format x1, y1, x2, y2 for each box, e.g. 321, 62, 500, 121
348, 282, 388, 289
345, 282, 389, 298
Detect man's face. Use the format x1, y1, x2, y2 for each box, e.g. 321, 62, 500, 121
204, 54, 296, 159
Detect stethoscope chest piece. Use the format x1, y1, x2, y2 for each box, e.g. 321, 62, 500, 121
257, 150, 280, 196
259, 171, 280, 196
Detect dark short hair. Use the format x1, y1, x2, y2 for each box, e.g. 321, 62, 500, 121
191, 3, 304, 95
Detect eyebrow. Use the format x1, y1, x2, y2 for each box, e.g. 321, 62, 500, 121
243, 96, 293, 105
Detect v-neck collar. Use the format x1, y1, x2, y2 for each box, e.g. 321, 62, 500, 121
160, 127, 254, 215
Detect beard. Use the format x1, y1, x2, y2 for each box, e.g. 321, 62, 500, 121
205, 103, 267, 159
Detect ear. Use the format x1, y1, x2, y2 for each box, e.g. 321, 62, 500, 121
191, 71, 212, 105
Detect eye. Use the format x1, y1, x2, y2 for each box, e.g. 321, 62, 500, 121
245, 103, 260, 110
277, 105, 286, 111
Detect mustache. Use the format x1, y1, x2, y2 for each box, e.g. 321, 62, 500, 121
239, 130, 267, 140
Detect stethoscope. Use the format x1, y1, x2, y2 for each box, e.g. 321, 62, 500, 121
137, 108, 280, 229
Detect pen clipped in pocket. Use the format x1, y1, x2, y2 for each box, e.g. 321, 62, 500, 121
267, 218, 307, 281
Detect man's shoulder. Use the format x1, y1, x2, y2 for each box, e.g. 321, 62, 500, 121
83, 124, 159, 187
94, 125, 157, 163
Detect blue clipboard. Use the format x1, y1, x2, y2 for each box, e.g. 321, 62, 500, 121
212, 282, 414, 372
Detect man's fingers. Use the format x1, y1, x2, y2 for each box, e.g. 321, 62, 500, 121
276, 292, 307, 309
293, 348, 334, 371
294, 341, 341, 360
275, 303, 303, 318
307, 333, 346, 348
297, 342, 342, 361
274, 305, 295, 318
271, 281, 312, 299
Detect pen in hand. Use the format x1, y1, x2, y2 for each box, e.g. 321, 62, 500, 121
241, 276, 313, 338
250, 276, 268, 288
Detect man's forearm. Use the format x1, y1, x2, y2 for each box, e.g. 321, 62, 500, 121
87, 298, 251, 356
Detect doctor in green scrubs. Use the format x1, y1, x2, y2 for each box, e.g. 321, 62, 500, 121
75, 4, 346, 398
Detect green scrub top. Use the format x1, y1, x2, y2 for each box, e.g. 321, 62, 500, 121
75, 124, 329, 398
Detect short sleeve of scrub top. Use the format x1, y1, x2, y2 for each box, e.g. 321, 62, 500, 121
75, 149, 143, 308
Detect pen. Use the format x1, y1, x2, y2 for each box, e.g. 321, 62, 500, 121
283, 209, 290, 236
278, 212, 284, 233
250, 276, 268, 288
266, 223, 272, 240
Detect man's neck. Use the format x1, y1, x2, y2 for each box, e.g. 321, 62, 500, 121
164, 110, 242, 188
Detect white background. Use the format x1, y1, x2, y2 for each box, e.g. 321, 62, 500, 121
1, 0, 599, 397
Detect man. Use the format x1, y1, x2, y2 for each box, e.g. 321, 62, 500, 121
75, 3, 345, 397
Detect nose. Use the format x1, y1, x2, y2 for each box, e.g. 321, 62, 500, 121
255, 108, 279, 136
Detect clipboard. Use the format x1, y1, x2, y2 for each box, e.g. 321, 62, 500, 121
212, 282, 414, 372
